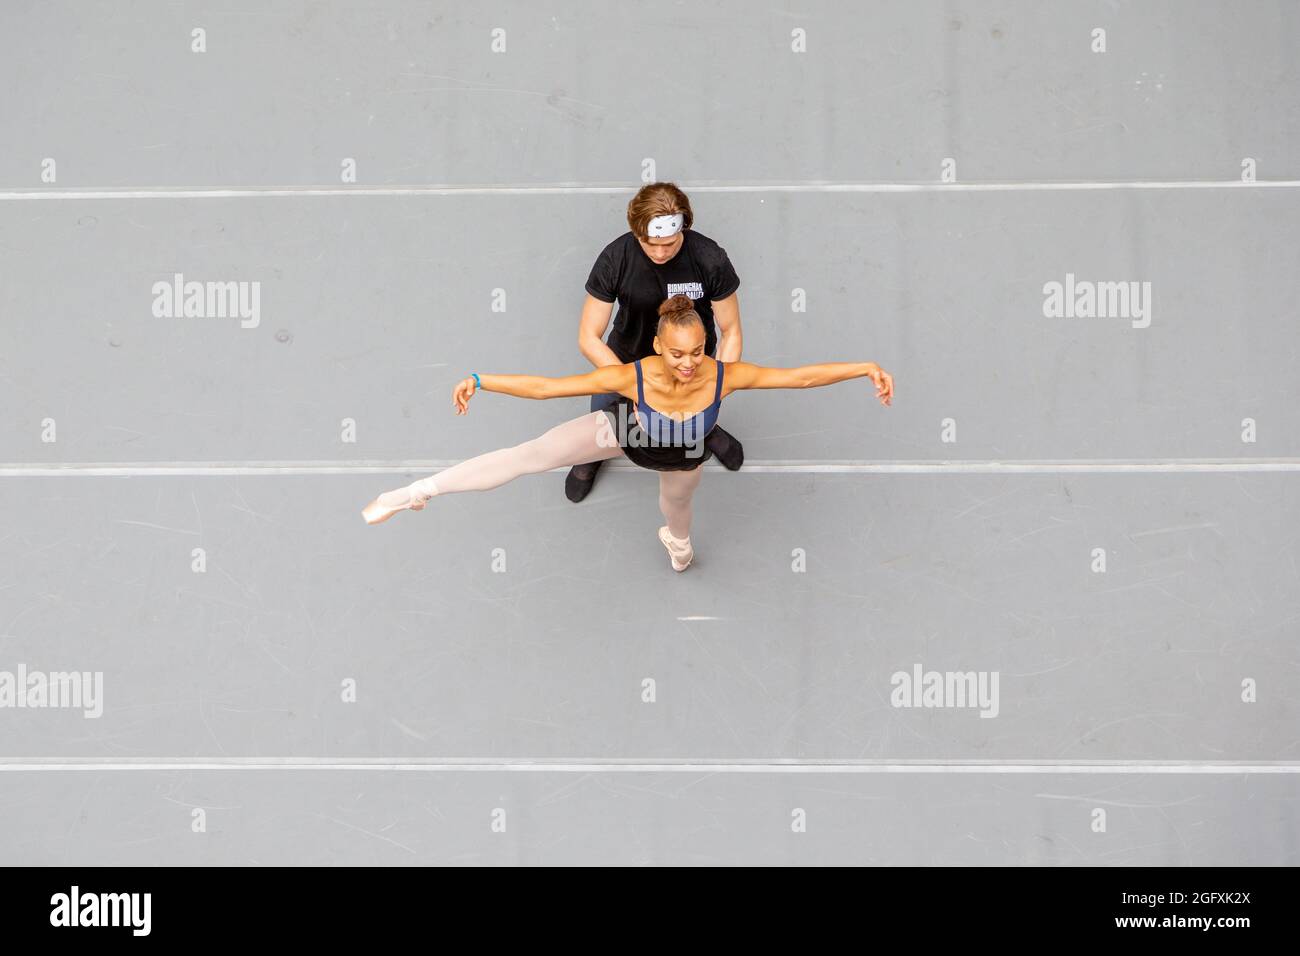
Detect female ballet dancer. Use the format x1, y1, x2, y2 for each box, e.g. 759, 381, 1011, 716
362, 295, 894, 571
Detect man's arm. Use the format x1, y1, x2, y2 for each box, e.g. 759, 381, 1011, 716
577, 294, 621, 367
712, 292, 743, 362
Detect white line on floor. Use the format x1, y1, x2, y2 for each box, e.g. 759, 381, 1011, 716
0, 180, 1297, 201
3, 459, 1299, 477
0, 759, 1295, 774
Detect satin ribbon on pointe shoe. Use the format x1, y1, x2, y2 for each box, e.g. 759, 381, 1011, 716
657, 526, 694, 571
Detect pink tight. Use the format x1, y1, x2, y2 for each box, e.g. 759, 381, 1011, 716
410, 411, 704, 539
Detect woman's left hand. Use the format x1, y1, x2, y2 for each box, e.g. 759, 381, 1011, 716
865, 363, 893, 406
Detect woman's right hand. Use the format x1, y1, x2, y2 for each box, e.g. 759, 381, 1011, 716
865, 363, 894, 406
452, 376, 478, 415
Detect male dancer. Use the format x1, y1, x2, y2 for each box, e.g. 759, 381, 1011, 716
565, 182, 746, 502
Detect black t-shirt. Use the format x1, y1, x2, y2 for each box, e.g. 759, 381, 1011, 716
584, 229, 740, 360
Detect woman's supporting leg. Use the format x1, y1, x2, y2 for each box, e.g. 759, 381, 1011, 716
657, 466, 704, 540
363, 411, 624, 523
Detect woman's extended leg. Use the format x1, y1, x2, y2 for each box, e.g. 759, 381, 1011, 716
422, 411, 624, 494
655, 466, 704, 571
363, 411, 623, 523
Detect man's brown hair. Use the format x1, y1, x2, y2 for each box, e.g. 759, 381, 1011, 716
626, 182, 694, 239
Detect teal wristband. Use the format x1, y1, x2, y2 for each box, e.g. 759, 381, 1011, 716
471, 372, 481, 390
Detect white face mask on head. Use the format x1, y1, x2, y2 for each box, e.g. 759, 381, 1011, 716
646, 213, 684, 238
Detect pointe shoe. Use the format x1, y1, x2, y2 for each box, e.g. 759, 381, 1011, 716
361, 483, 432, 525
658, 526, 694, 572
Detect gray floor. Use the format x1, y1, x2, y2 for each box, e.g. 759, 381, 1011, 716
1, 1, 1298, 865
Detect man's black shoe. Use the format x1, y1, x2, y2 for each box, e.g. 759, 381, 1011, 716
565, 460, 604, 502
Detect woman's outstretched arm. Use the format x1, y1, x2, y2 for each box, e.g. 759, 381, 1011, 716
724, 361, 894, 405
451, 365, 633, 415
